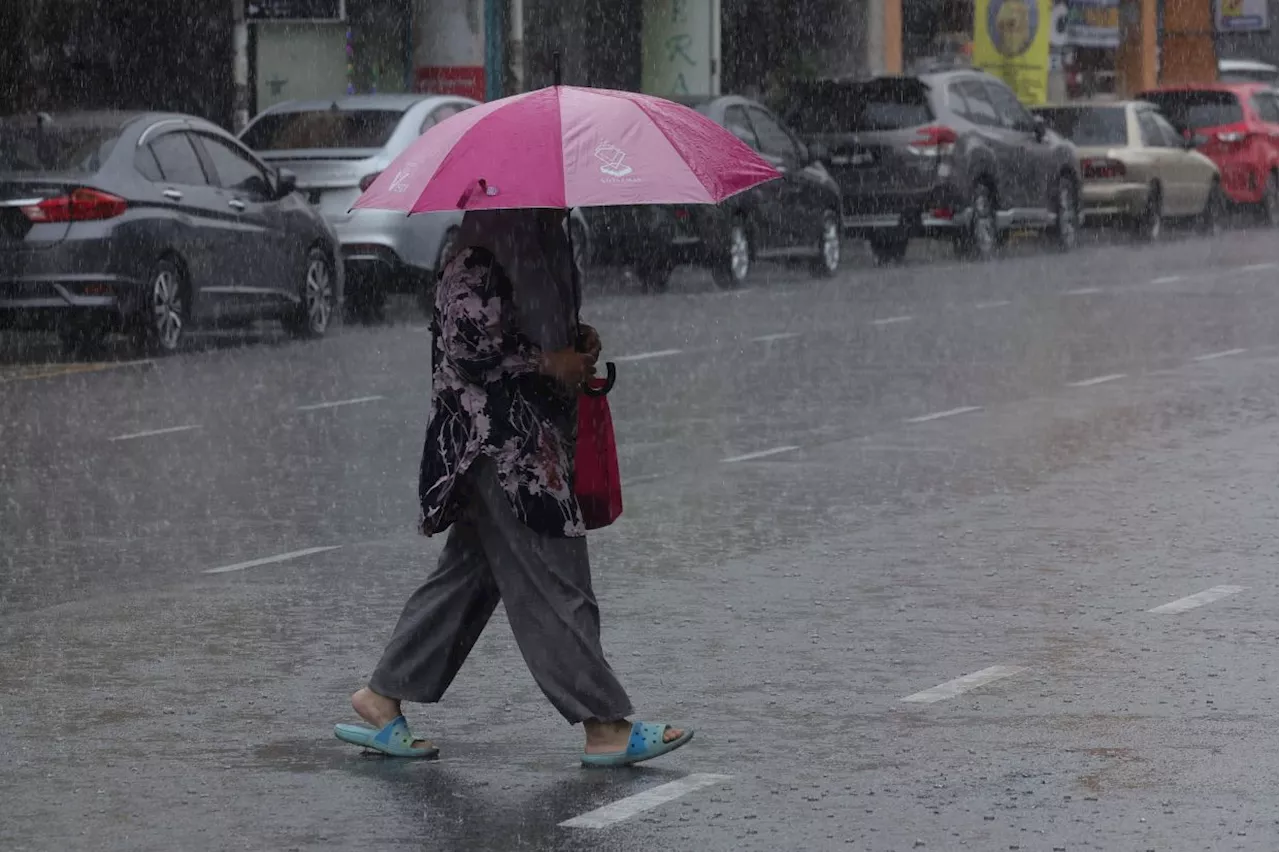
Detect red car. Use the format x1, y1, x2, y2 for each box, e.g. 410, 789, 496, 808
1139, 83, 1278, 225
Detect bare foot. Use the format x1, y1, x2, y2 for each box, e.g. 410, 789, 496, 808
583, 719, 684, 754
350, 687, 434, 751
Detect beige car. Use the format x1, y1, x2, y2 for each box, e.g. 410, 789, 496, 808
1033, 101, 1223, 240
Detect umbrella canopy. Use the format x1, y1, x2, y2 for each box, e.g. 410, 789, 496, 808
353, 85, 780, 213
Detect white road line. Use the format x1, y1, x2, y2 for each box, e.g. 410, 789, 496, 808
109, 424, 201, 442
1064, 287, 1102, 296
871, 315, 914, 326
1193, 348, 1248, 362
560, 774, 731, 829
1068, 373, 1126, 387
973, 300, 1012, 309
1240, 263, 1277, 272
1148, 585, 1246, 614
613, 349, 682, 363
751, 332, 801, 343
297, 395, 385, 411
721, 445, 800, 463
901, 665, 1028, 704
1150, 275, 1184, 285
203, 545, 342, 575
904, 406, 981, 424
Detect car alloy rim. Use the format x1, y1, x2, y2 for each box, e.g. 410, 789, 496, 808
151, 268, 182, 350
1149, 205, 1161, 239
730, 226, 749, 280
1058, 184, 1076, 244
974, 188, 995, 251
306, 258, 332, 332
1266, 179, 1278, 223
822, 218, 840, 270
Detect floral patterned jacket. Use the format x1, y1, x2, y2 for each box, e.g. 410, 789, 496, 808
418, 247, 584, 538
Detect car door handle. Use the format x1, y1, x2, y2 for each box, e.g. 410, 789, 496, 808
163, 189, 183, 202
228, 199, 246, 212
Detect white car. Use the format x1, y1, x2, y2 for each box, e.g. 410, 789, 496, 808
241, 94, 477, 320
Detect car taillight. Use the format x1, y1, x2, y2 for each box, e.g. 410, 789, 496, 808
359, 172, 381, 191
1081, 157, 1125, 180
907, 125, 958, 157
673, 206, 690, 220
21, 188, 127, 223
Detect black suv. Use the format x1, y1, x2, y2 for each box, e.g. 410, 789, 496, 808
784, 71, 1081, 263
580, 96, 843, 291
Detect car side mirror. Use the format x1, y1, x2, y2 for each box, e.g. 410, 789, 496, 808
807, 141, 830, 163
1032, 115, 1048, 141
276, 168, 298, 198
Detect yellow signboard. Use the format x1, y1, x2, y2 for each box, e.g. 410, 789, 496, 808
972, 0, 1052, 105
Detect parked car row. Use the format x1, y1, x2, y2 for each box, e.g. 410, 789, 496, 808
2, 76, 1274, 352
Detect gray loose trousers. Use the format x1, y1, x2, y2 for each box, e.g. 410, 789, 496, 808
369, 457, 634, 724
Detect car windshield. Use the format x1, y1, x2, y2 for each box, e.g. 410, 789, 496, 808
0, 122, 121, 174
787, 82, 934, 134
1035, 107, 1128, 146
241, 108, 405, 151
1141, 91, 1243, 130
1252, 90, 1278, 123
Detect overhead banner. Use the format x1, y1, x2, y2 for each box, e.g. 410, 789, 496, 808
1215, 0, 1270, 32
973, 0, 1053, 105
1066, 0, 1120, 48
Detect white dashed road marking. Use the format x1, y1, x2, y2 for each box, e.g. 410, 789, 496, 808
203, 546, 342, 575
613, 349, 682, 362
560, 774, 731, 829
1150, 275, 1183, 285
904, 406, 981, 424
1068, 373, 1126, 387
297, 395, 385, 411
751, 332, 801, 343
1193, 348, 1248, 362
1148, 585, 1246, 614
109, 424, 201, 442
973, 300, 1011, 309
1064, 287, 1102, 296
721, 445, 800, 463
871, 315, 914, 326
1240, 263, 1277, 272
901, 665, 1028, 704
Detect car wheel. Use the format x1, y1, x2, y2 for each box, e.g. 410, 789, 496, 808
711, 220, 750, 288
1262, 171, 1278, 228
1052, 176, 1079, 251
809, 210, 842, 278
285, 248, 335, 339
869, 232, 909, 265
133, 258, 187, 355
636, 259, 675, 293
956, 181, 997, 260
1133, 184, 1162, 242
1197, 180, 1225, 236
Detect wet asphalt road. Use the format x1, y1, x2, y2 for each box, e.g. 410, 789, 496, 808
0, 228, 1277, 852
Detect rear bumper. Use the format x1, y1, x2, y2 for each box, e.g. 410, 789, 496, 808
1080, 181, 1149, 219
1214, 157, 1269, 204
0, 273, 141, 330
322, 205, 456, 276
840, 182, 970, 238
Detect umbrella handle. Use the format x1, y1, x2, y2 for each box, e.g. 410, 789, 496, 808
583, 361, 616, 397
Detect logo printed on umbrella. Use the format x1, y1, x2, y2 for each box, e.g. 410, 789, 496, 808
388, 168, 415, 193
594, 142, 633, 178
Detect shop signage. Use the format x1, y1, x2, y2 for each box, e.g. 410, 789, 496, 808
973, 0, 1053, 105
1065, 0, 1119, 48
247, 0, 345, 21
416, 67, 486, 102
1215, 0, 1270, 32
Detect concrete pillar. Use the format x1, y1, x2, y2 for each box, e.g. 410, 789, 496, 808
641, 0, 721, 96
1162, 0, 1218, 85
1116, 0, 1157, 95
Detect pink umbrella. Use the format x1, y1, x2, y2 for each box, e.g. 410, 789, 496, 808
353, 85, 780, 213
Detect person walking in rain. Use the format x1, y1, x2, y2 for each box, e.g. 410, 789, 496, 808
334, 209, 692, 766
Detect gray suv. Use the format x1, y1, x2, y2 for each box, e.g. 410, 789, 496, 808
785, 70, 1081, 263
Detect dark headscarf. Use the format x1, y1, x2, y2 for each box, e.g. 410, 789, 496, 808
453, 209, 578, 351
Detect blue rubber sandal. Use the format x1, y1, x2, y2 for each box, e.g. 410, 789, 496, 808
580, 721, 694, 767
333, 715, 439, 758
